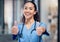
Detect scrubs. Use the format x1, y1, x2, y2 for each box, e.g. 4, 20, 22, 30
13, 21, 47, 42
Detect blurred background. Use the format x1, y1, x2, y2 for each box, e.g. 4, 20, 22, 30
0, 0, 58, 42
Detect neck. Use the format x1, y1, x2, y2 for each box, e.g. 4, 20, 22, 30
25, 17, 34, 24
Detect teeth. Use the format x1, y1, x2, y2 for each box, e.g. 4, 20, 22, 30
27, 15, 29, 16
25, 13, 30, 16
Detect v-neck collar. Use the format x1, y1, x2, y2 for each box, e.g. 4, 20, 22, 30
24, 21, 35, 30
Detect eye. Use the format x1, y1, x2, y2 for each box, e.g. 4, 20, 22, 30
24, 7, 27, 9
24, 7, 27, 10
29, 7, 33, 10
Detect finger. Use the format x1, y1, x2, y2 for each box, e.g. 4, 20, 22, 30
36, 31, 42, 36
11, 26, 18, 32
36, 27, 44, 31
36, 28, 41, 31
14, 20, 17, 26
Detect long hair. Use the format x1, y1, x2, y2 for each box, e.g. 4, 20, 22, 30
22, 1, 40, 23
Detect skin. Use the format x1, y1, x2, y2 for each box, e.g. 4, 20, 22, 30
12, 2, 45, 36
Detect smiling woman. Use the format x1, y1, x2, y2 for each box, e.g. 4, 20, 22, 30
11, 1, 49, 42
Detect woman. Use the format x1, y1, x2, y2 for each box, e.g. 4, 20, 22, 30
12, 1, 49, 42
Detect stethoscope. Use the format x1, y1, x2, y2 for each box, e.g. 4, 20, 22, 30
18, 21, 49, 42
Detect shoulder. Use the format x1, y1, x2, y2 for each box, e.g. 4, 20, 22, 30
36, 21, 46, 25
18, 23, 23, 29
36, 21, 47, 28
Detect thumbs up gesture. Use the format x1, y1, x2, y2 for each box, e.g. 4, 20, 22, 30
36, 27, 45, 36
11, 21, 19, 35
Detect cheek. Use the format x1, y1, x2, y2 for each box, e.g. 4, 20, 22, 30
23, 10, 26, 15
31, 12, 35, 16
30, 12, 34, 16
31, 10, 36, 14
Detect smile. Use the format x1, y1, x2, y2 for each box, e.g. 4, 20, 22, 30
25, 13, 31, 16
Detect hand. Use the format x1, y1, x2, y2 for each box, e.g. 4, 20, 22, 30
36, 27, 45, 36
11, 21, 19, 35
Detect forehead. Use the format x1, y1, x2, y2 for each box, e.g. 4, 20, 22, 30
24, 2, 34, 7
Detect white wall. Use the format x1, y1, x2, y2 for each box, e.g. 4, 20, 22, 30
40, 0, 58, 32
4, 0, 13, 34
40, 0, 50, 31
16, 0, 24, 24
40, 0, 58, 42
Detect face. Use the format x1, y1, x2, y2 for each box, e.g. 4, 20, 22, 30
23, 2, 36, 20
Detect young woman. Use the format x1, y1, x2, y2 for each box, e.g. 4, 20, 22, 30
12, 1, 49, 42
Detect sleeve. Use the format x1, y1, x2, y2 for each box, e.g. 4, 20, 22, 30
12, 24, 22, 40
12, 34, 18, 40
40, 22, 49, 36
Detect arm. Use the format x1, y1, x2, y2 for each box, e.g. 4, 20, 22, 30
39, 22, 49, 36
36, 22, 49, 42
12, 34, 18, 40
12, 24, 21, 40
36, 22, 49, 36
12, 25, 19, 40
42, 30, 49, 36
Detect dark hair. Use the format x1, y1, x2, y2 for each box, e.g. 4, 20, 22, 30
22, 1, 40, 23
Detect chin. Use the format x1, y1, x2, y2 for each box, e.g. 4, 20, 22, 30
25, 17, 31, 20
25, 17, 30, 19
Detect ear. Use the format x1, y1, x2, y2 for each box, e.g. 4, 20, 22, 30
34, 11, 37, 15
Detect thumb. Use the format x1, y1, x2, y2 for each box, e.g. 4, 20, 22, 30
14, 20, 18, 26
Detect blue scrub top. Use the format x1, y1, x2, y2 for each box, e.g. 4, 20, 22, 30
13, 21, 47, 42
